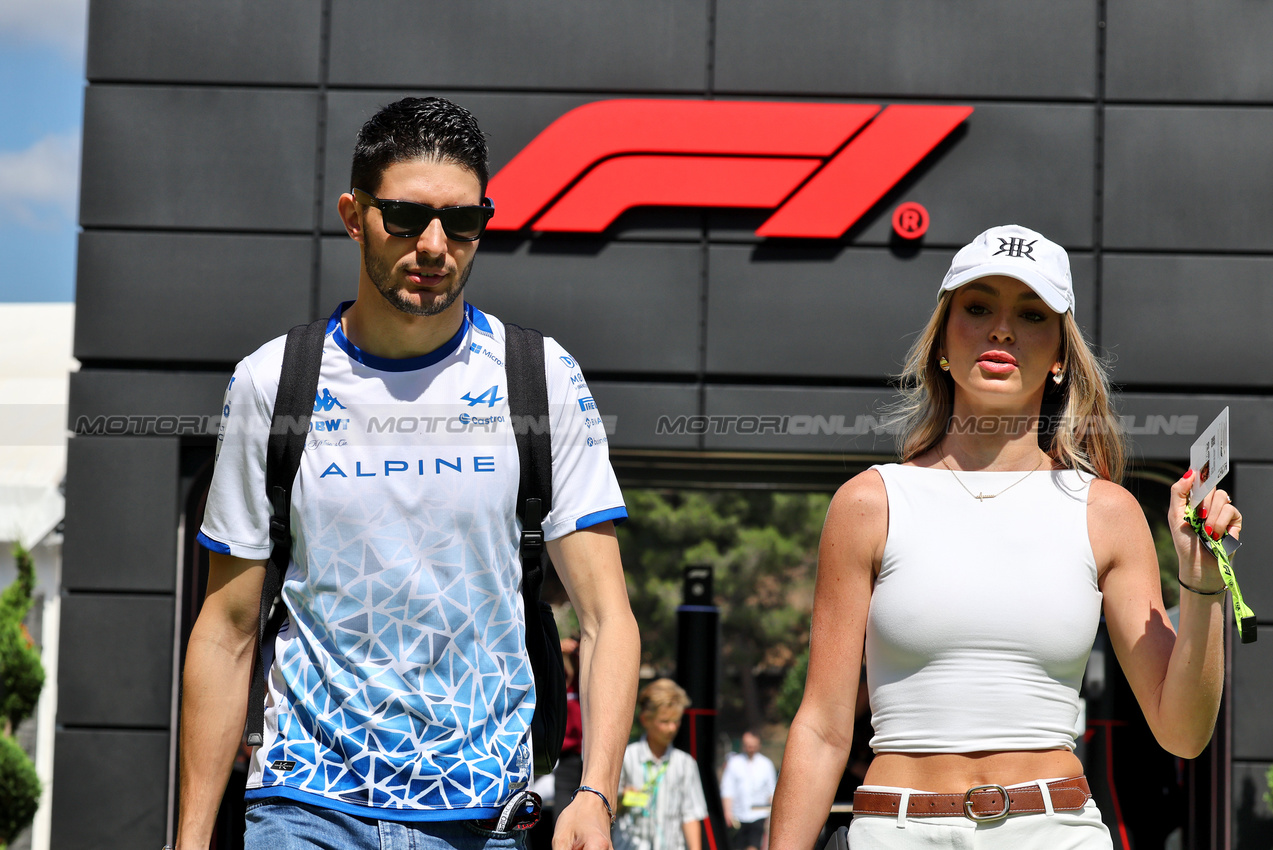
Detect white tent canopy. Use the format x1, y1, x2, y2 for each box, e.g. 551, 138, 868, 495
0, 303, 77, 549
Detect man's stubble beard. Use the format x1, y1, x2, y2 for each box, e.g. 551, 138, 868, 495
364, 249, 474, 318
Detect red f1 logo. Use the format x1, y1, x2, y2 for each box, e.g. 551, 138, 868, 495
487, 100, 972, 239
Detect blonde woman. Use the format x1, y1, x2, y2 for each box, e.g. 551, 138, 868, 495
769, 226, 1239, 848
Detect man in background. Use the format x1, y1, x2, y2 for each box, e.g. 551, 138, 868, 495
720, 731, 777, 850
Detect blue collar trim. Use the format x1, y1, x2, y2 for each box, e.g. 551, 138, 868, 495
467, 302, 493, 334
327, 301, 471, 372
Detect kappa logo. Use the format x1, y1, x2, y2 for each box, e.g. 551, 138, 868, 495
488, 99, 973, 239
993, 237, 1037, 260
314, 388, 345, 412
270, 760, 297, 772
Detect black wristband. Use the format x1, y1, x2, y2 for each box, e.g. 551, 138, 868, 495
1179, 575, 1227, 596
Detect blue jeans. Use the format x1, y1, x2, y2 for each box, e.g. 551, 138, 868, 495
245, 798, 526, 850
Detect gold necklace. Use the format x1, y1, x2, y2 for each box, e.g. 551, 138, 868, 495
939, 455, 1046, 501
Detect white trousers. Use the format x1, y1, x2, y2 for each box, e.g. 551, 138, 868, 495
848, 782, 1112, 849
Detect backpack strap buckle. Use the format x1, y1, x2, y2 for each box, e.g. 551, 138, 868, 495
521, 497, 545, 557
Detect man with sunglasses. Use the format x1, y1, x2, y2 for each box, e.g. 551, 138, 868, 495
176, 97, 639, 850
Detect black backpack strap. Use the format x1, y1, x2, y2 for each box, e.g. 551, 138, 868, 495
504, 323, 554, 526
504, 323, 566, 772
246, 317, 327, 746
504, 321, 552, 593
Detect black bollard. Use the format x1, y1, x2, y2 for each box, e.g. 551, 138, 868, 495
675, 566, 730, 850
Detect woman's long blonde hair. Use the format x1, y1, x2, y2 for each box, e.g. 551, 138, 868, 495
890, 290, 1126, 482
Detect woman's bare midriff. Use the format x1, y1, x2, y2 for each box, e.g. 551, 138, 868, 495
864, 750, 1085, 792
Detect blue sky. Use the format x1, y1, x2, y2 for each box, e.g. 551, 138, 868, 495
0, 0, 87, 302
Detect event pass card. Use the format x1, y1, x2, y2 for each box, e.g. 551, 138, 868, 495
1189, 407, 1239, 559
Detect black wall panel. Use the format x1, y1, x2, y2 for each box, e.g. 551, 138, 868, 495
1104, 107, 1273, 252
702, 386, 898, 454
1232, 634, 1273, 761
1232, 464, 1273, 647
707, 246, 1096, 379
1106, 1, 1273, 102
51, 729, 169, 850
707, 245, 945, 378
328, 0, 709, 91
1231, 418, 1273, 850
75, 231, 314, 362
80, 86, 320, 231
62, 437, 180, 591
69, 370, 229, 428
714, 0, 1096, 98
318, 233, 360, 312
1102, 255, 1273, 387
1116, 395, 1273, 463
57, 595, 176, 726
590, 381, 701, 451
468, 240, 703, 374
86, 0, 322, 85
706, 103, 1097, 249
1232, 761, 1273, 848
320, 235, 703, 375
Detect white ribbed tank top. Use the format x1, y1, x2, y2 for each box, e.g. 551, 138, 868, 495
866, 463, 1101, 753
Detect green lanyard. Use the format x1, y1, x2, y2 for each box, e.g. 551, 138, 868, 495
641, 758, 670, 816
1185, 503, 1256, 643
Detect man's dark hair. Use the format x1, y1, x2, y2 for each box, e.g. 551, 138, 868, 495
350, 97, 489, 195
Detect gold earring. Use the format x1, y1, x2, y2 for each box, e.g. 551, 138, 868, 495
938, 356, 950, 371
1052, 368, 1064, 385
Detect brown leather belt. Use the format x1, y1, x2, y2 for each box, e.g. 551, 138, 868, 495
853, 776, 1092, 822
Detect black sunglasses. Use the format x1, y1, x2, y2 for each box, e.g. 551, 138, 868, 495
352, 188, 495, 241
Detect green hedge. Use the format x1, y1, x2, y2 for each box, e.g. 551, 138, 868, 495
0, 545, 44, 845
0, 545, 43, 730
0, 734, 39, 845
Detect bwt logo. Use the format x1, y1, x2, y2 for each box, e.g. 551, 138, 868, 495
488, 100, 973, 239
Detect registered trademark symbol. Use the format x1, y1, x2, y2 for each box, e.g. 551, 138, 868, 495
892, 202, 929, 239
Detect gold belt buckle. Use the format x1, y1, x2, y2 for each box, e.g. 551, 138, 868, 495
963, 784, 1010, 822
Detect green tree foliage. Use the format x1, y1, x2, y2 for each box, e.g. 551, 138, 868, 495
775, 645, 810, 722
0, 735, 39, 847
0, 547, 44, 730
617, 490, 829, 734
0, 545, 44, 846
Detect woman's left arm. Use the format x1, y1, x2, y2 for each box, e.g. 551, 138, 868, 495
1091, 472, 1236, 758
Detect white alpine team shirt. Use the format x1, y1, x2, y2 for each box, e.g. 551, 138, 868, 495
198, 301, 626, 821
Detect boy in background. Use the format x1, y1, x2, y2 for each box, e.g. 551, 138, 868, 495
612, 680, 708, 850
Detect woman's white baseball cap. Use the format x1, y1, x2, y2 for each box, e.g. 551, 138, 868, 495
939, 224, 1075, 315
